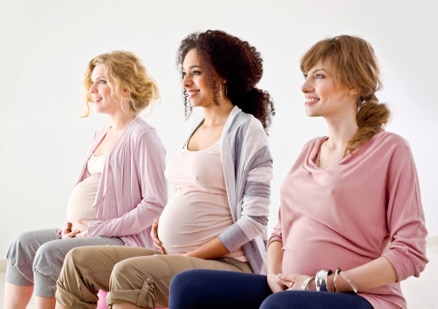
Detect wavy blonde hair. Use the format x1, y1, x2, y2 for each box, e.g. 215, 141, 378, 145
82, 50, 159, 117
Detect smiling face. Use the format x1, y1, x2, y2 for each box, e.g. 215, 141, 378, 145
301, 60, 356, 120
181, 48, 217, 108
89, 63, 121, 115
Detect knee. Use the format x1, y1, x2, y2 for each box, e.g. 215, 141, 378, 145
110, 259, 137, 283
7, 231, 34, 254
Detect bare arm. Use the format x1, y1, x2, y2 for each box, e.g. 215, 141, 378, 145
184, 237, 229, 259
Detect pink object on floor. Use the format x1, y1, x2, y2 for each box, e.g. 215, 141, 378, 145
97, 289, 168, 309
97, 289, 108, 309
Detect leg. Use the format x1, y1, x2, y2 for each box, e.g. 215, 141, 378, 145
3, 282, 33, 309
260, 291, 373, 309
55, 246, 158, 309
108, 256, 252, 308
3, 229, 58, 309
169, 269, 271, 309
33, 236, 124, 309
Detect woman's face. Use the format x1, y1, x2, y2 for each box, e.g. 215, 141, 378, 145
89, 63, 120, 115
181, 48, 216, 108
301, 60, 355, 119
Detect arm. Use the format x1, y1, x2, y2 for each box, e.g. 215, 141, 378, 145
219, 118, 273, 252
266, 240, 285, 292
184, 237, 230, 259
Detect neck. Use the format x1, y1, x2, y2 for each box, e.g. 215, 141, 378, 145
202, 101, 233, 126
109, 112, 136, 131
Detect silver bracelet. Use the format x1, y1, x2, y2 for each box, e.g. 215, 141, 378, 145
301, 276, 314, 291
339, 271, 358, 294
315, 269, 332, 292
333, 268, 341, 293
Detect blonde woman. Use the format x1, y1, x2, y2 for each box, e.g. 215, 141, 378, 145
3, 50, 167, 309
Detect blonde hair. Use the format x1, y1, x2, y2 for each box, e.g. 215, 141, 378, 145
82, 50, 159, 117
300, 35, 390, 152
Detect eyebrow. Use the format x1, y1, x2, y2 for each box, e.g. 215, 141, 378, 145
182, 64, 202, 71
310, 67, 324, 74
91, 75, 106, 81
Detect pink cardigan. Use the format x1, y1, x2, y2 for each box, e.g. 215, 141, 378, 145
269, 131, 428, 309
75, 117, 167, 248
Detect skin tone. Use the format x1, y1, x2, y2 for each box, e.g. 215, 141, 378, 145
56, 48, 236, 309
266, 60, 397, 293
3, 62, 137, 309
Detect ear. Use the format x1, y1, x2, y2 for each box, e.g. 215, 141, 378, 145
348, 88, 358, 96
122, 88, 130, 96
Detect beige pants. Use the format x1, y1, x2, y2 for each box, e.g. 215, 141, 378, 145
56, 246, 252, 309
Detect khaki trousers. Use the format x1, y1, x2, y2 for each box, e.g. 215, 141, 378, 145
56, 246, 252, 309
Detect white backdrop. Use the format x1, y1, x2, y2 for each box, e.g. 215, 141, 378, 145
1, 0, 437, 259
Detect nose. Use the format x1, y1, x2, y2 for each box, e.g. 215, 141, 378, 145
89, 82, 97, 93
301, 78, 312, 93
182, 74, 192, 88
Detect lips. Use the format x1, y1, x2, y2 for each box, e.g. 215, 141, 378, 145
186, 89, 199, 98
305, 97, 319, 105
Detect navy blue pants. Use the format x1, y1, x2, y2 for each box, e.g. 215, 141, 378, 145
169, 269, 373, 309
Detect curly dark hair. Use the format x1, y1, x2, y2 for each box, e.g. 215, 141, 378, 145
177, 30, 275, 131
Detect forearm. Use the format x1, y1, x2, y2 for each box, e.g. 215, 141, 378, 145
267, 241, 283, 275
340, 256, 397, 292
307, 256, 398, 293
185, 237, 229, 259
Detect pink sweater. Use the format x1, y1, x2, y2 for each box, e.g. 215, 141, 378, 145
269, 131, 428, 308
76, 117, 168, 248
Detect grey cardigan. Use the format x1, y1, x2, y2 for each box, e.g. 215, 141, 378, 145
186, 106, 273, 274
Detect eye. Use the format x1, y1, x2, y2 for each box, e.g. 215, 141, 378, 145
303, 73, 308, 80
193, 70, 201, 76
315, 73, 324, 79
98, 79, 107, 84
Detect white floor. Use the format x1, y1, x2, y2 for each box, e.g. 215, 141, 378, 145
0, 241, 437, 308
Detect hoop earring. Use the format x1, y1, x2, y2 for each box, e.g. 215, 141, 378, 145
220, 83, 228, 99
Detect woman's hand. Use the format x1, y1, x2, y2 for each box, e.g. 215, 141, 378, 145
61, 222, 80, 239
268, 273, 311, 292
151, 218, 166, 254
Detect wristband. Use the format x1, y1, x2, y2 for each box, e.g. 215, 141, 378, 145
315, 269, 332, 292
340, 271, 358, 294
301, 276, 314, 291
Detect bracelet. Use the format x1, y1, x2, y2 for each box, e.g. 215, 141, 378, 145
315, 269, 332, 292
301, 276, 314, 291
333, 268, 341, 293
339, 271, 358, 294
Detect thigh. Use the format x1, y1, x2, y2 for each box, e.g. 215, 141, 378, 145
260, 291, 373, 309
35, 236, 125, 276
109, 255, 252, 308
7, 228, 58, 262
169, 269, 271, 309
65, 246, 159, 289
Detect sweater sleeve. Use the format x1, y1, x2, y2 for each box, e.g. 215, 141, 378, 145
381, 136, 428, 281
219, 117, 273, 252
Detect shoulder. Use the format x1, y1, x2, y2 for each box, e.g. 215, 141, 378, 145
127, 117, 158, 138
370, 131, 412, 151
125, 117, 164, 148
302, 136, 326, 150
228, 107, 265, 135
